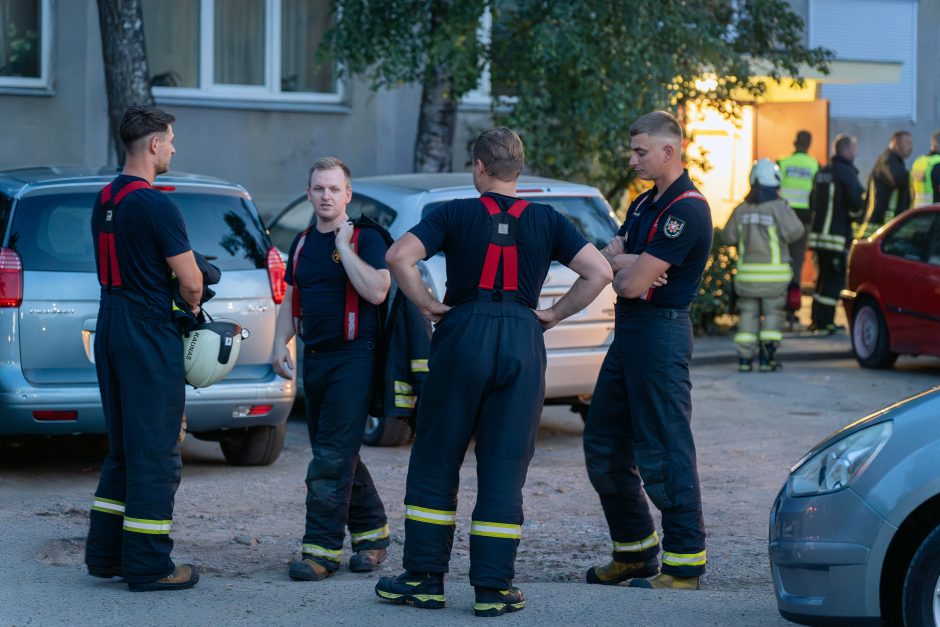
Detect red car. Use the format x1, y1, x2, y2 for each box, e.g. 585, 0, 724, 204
842, 205, 940, 368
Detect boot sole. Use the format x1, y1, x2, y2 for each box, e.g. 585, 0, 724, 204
586, 561, 659, 585
127, 571, 199, 592
288, 562, 334, 582
375, 588, 445, 609
87, 566, 123, 579
474, 601, 526, 617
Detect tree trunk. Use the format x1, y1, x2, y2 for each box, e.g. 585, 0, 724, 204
414, 67, 457, 172
96, 0, 154, 166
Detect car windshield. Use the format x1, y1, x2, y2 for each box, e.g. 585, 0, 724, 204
422, 195, 617, 248
9, 191, 270, 272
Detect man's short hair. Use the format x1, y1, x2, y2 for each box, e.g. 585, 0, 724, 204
308, 157, 351, 188
119, 105, 175, 152
795, 130, 812, 151
833, 134, 855, 156
932, 129, 940, 150
890, 130, 912, 146
471, 127, 525, 182
629, 111, 683, 142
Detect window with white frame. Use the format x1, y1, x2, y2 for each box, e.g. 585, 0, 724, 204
0, 0, 51, 89
142, 0, 339, 103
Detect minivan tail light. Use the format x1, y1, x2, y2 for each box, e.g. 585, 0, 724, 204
33, 410, 78, 421
0, 248, 23, 308
267, 247, 286, 304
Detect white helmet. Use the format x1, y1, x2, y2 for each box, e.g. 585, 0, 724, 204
749, 158, 781, 188
182, 319, 250, 388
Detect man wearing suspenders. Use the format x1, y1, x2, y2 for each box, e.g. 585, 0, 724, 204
377, 128, 611, 616
584, 111, 711, 590
272, 158, 392, 582
85, 105, 203, 591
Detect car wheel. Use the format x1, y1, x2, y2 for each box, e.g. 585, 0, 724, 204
851, 298, 898, 369
219, 422, 286, 466
363, 416, 412, 447
902, 523, 940, 627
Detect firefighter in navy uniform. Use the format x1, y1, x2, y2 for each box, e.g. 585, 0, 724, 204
584, 111, 711, 591
858, 130, 913, 237
272, 158, 392, 582
85, 106, 202, 591
377, 128, 611, 617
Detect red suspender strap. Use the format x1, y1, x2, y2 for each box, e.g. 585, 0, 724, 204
97, 180, 152, 289
290, 228, 311, 336
343, 228, 362, 341
479, 196, 502, 290
643, 190, 707, 300
477, 197, 529, 292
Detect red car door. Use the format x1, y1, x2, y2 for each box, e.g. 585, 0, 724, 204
877, 211, 940, 355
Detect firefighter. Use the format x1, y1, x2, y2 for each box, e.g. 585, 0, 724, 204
584, 111, 711, 591
85, 105, 202, 591
858, 131, 912, 237
809, 135, 865, 333
910, 129, 940, 208
722, 159, 805, 372
272, 158, 392, 582
376, 128, 611, 617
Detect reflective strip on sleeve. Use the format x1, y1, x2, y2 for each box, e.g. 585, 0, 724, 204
395, 394, 417, 408
663, 550, 707, 567
394, 380, 414, 394
91, 497, 125, 516
301, 543, 342, 562
405, 505, 456, 526
410, 359, 429, 373
351, 524, 390, 543
470, 521, 522, 539
612, 531, 659, 553
759, 330, 783, 341
123, 517, 171, 535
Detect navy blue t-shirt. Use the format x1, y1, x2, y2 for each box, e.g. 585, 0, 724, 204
285, 225, 389, 348
617, 171, 713, 309
409, 192, 588, 309
91, 175, 192, 313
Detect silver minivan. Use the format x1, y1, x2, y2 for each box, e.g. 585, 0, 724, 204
0, 167, 295, 465
269, 173, 618, 445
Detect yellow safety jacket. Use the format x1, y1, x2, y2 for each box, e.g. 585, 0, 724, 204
911, 153, 940, 208
777, 152, 819, 211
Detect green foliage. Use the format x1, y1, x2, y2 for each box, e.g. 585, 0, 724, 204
1, 23, 39, 77
691, 228, 736, 336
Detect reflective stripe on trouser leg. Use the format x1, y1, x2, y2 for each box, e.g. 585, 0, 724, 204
584, 344, 659, 564
663, 550, 707, 569
301, 543, 342, 563
123, 517, 172, 535
612, 531, 660, 557
734, 297, 761, 359
350, 523, 390, 547
91, 496, 126, 516
348, 461, 391, 550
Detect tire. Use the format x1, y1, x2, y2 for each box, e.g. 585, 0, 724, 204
902, 523, 940, 627
362, 416, 412, 447
219, 422, 286, 466
851, 298, 898, 369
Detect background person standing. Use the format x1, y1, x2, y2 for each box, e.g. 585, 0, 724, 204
85, 105, 202, 592
777, 130, 819, 285
272, 158, 392, 582
910, 129, 940, 208
859, 130, 912, 237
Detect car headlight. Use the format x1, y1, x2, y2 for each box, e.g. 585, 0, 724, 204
789, 421, 893, 496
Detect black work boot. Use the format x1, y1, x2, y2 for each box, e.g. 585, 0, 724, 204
375, 571, 445, 609
738, 357, 753, 372
87, 564, 123, 579
349, 547, 387, 572
288, 556, 336, 582
586, 557, 659, 585
474, 586, 526, 617
629, 573, 700, 590
127, 564, 199, 592
759, 341, 779, 372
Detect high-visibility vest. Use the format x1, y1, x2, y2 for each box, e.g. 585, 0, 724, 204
910, 153, 940, 208
777, 152, 819, 210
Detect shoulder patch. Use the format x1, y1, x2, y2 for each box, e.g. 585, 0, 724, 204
663, 215, 685, 238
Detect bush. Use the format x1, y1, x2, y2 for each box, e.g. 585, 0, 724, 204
691, 228, 735, 336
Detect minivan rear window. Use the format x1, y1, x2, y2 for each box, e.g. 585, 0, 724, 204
421, 195, 618, 248
9, 190, 270, 272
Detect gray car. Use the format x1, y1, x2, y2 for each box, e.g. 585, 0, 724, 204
269, 173, 618, 446
0, 167, 295, 465
769, 385, 940, 626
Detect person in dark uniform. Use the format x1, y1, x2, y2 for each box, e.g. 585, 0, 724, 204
376, 128, 611, 617
85, 105, 202, 592
272, 157, 392, 582
858, 130, 912, 237
584, 111, 711, 591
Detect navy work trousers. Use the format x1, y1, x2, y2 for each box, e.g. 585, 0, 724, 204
85, 292, 185, 584
583, 301, 707, 577
811, 250, 846, 329
301, 340, 389, 568
402, 300, 546, 590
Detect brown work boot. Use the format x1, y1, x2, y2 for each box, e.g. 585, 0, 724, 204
629, 573, 700, 590
127, 564, 199, 592
349, 548, 387, 573
586, 558, 659, 585
288, 557, 335, 581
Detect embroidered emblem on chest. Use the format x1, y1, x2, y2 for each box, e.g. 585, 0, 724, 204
332, 249, 341, 263
663, 215, 685, 238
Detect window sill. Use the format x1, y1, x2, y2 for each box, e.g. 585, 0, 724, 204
153, 93, 352, 114
0, 84, 54, 97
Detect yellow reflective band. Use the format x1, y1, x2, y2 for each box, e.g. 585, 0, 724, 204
612, 531, 659, 553
393, 380, 414, 394
394, 394, 417, 409
410, 359, 429, 373
812, 294, 838, 306
663, 550, 707, 567
301, 543, 342, 562
759, 330, 783, 341
123, 517, 171, 535
470, 521, 522, 539
405, 505, 456, 526
475, 602, 526, 611
733, 332, 758, 343
351, 524, 390, 542
91, 497, 125, 516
